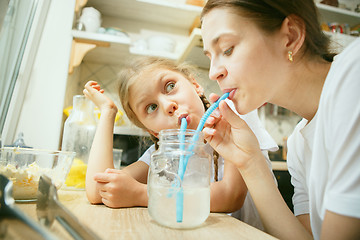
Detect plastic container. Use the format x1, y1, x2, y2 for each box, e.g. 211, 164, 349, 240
148, 129, 211, 229
61, 95, 97, 189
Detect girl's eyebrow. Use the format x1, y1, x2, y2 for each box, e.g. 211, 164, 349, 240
133, 73, 167, 112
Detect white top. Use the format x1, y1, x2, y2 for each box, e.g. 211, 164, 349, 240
139, 108, 278, 230
287, 38, 360, 239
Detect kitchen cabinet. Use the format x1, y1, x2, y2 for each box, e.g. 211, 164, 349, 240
316, 2, 360, 51
68, 0, 208, 70
68, 1, 360, 74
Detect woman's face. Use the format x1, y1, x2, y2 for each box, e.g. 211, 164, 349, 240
129, 68, 205, 137
201, 8, 286, 114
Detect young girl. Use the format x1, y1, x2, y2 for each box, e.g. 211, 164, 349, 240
200, 0, 360, 239
83, 56, 277, 230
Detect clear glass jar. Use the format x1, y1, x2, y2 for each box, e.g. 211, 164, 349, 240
61, 95, 96, 189
148, 129, 211, 229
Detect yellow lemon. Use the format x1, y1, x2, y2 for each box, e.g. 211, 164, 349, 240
65, 158, 87, 188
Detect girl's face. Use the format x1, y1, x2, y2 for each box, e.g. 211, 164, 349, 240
129, 68, 205, 137
201, 8, 287, 115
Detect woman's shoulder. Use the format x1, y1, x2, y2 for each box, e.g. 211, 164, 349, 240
324, 38, 360, 93
333, 38, 360, 65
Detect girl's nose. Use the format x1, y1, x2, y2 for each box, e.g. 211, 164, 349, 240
208, 59, 227, 81
162, 98, 178, 115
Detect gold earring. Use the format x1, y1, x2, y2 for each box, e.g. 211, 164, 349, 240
288, 51, 293, 62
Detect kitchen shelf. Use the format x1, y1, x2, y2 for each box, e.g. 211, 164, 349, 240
72, 30, 131, 44
316, 3, 360, 26
71, 1, 359, 70
70, 27, 208, 67
129, 46, 178, 60
114, 126, 149, 136
86, 0, 202, 30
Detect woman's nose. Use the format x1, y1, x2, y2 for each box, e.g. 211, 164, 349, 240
208, 59, 227, 81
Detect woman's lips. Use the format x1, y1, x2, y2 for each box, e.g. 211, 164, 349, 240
229, 89, 236, 99
222, 89, 236, 100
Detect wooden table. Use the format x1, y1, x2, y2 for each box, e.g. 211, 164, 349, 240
15, 190, 278, 240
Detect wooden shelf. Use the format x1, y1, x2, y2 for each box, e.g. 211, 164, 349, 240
72, 30, 131, 44
114, 126, 149, 136
68, 38, 110, 74
272, 161, 288, 171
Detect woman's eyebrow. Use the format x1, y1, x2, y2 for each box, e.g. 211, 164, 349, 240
203, 35, 221, 56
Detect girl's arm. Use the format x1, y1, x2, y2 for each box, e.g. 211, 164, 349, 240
91, 155, 150, 208
93, 168, 149, 208
210, 159, 247, 213
83, 81, 118, 204
121, 160, 149, 184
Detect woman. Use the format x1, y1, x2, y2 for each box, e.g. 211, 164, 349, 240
200, 0, 360, 239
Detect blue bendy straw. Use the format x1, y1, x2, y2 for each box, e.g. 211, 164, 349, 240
183, 92, 230, 168
176, 117, 187, 222
175, 92, 229, 223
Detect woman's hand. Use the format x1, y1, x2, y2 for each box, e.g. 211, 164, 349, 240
203, 93, 263, 170
83, 81, 118, 114
94, 168, 148, 208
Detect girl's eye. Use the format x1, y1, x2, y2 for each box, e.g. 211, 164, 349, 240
146, 104, 157, 114
165, 82, 176, 93
224, 47, 234, 56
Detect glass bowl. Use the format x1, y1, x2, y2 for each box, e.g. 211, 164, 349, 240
0, 147, 75, 201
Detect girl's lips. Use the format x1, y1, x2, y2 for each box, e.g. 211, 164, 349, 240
178, 114, 190, 126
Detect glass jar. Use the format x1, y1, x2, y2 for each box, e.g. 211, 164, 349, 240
61, 95, 96, 189
148, 129, 211, 229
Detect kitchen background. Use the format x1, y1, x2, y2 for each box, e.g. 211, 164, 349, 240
1, 0, 359, 210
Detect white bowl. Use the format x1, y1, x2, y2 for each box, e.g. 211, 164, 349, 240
147, 35, 176, 53
0, 147, 75, 201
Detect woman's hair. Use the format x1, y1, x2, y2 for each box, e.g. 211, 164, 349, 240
118, 56, 219, 181
201, 0, 335, 62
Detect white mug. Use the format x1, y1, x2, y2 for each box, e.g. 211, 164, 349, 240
79, 7, 101, 33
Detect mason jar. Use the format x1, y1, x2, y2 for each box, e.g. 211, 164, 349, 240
148, 129, 211, 229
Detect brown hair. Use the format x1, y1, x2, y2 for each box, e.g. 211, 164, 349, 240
118, 56, 219, 181
201, 0, 335, 62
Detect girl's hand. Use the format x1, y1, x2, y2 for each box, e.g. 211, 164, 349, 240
83, 81, 118, 114
94, 169, 147, 208
203, 93, 263, 170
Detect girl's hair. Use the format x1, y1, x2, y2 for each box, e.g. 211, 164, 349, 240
118, 56, 219, 181
201, 0, 335, 62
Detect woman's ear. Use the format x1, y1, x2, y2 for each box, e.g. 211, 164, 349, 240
190, 78, 204, 95
281, 14, 306, 58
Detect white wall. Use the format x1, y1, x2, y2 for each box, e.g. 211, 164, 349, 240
7, 0, 75, 149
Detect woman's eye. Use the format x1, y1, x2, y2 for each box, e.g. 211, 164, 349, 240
146, 104, 157, 114
224, 47, 234, 56
165, 82, 176, 93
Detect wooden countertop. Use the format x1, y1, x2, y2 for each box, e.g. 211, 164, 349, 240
16, 190, 278, 240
